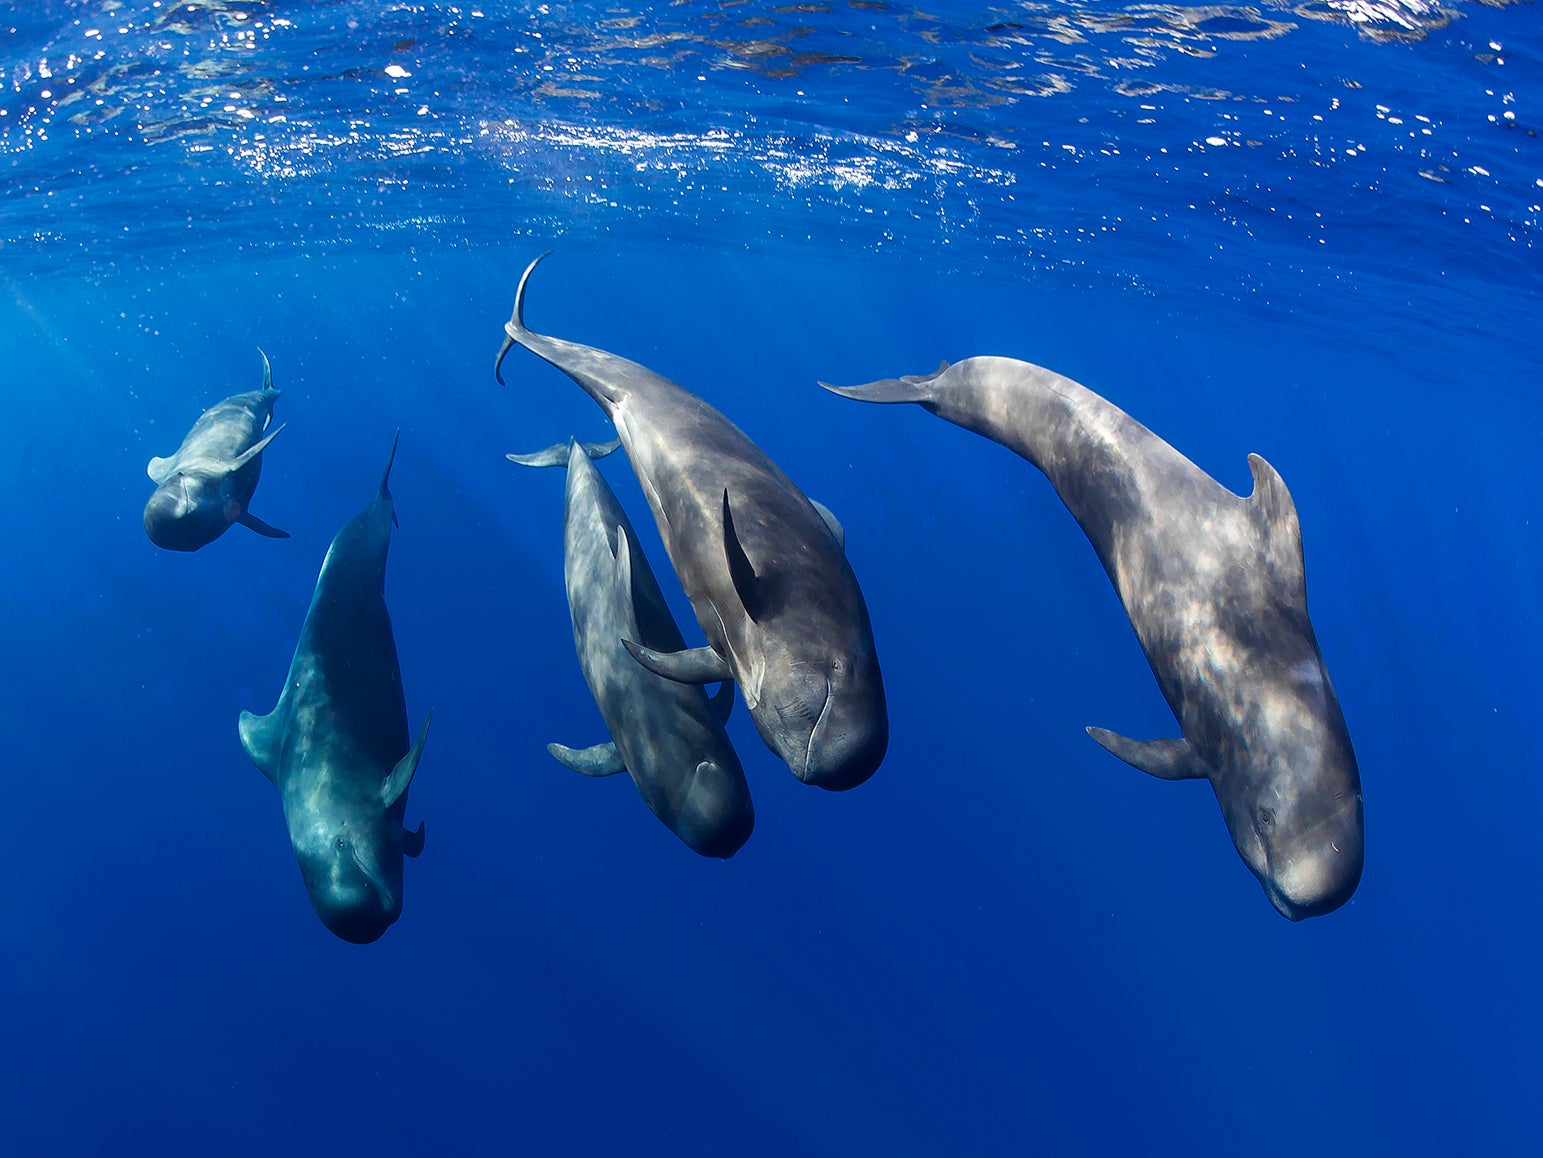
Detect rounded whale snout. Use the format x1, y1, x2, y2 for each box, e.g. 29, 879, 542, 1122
675, 761, 756, 859
143, 477, 235, 552
1261, 795, 1365, 921
775, 666, 889, 792
309, 884, 401, 945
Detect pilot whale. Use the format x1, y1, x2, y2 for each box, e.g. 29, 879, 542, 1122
495, 254, 887, 791
238, 432, 430, 943
509, 438, 754, 857
823, 357, 1363, 920
144, 348, 289, 551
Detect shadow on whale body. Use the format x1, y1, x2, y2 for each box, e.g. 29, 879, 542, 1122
239, 432, 430, 944
824, 356, 1363, 919
495, 252, 888, 792
143, 348, 290, 551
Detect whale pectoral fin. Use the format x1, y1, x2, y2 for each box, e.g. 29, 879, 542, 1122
722, 489, 766, 622
711, 681, 734, 724
548, 741, 627, 777
227, 422, 286, 473
238, 511, 290, 539
238, 709, 281, 784
147, 455, 173, 484
1246, 453, 1306, 590
622, 639, 734, 685
382, 710, 433, 807
810, 499, 846, 551
402, 822, 425, 858
1086, 728, 1204, 781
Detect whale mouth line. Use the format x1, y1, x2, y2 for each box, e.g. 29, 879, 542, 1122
801, 675, 833, 781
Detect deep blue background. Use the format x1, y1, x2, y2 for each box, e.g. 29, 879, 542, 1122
2, 1, 1542, 1154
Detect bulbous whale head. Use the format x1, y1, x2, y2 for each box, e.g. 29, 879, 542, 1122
143, 472, 238, 551
1224, 730, 1364, 921
672, 759, 756, 859
760, 651, 888, 792
297, 831, 402, 945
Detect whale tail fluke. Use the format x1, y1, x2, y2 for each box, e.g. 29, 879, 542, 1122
819, 360, 950, 405
495, 250, 555, 385
505, 437, 621, 468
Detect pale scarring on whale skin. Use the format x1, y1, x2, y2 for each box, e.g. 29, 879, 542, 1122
143, 348, 290, 551
508, 437, 754, 858
822, 355, 1363, 921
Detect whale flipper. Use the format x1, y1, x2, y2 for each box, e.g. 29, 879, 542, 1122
1086, 728, 1205, 781
548, 741, 627, 777
147, 455, 173, 484
402, 822, 425, 858
382, 711, 433, 807
622, 640, 734, 686
238, 511, 290, 539
238, 709, 282, 784
810, 499, 845, 551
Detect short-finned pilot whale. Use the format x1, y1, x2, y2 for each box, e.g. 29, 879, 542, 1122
823, 357, 1363, 920
239, 432, 430, 944
494, 253, 887, 792
144, 348, 289, 551
509, 438, 754, 857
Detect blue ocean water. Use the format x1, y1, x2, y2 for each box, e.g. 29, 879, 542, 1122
2, 1, 1540, 1153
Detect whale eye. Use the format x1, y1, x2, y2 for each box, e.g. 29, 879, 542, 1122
1256, 806, 1276, 834
336, 836, 346, 849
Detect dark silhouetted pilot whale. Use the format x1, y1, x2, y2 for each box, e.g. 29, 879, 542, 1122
144, 349, 289, 551
824, 357, 1362, 920
495, 254, 887, 791
238, 432, 430, 943
508, 438, 754, 857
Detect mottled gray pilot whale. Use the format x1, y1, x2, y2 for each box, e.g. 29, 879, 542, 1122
824, 357, 1363, 920
509, 438, 754, 858
144, 348, 289, 551
495, 254, 887, 791
239, 433, 430, 943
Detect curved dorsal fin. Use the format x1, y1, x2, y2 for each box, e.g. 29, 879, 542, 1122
1247, 454, 1306, 597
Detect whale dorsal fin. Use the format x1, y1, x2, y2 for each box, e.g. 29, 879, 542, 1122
238, 709, 282, 784
402, 822, 425, 858
610, 525, 645, 641
810, 499, 845, 551
382, 710, 433, 807
227, 422, 286, 473
1246, 454, 1306, 596
722, 489, 765, 622
1086, 728, 1205, 781
548, 741, 627, 777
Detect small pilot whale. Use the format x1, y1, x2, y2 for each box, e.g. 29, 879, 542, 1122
144, 348, 289, 551
823, 357, 1363, 920
508, 438, 754, 857
495, 254, 887, 791
238, 432, 430, 944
